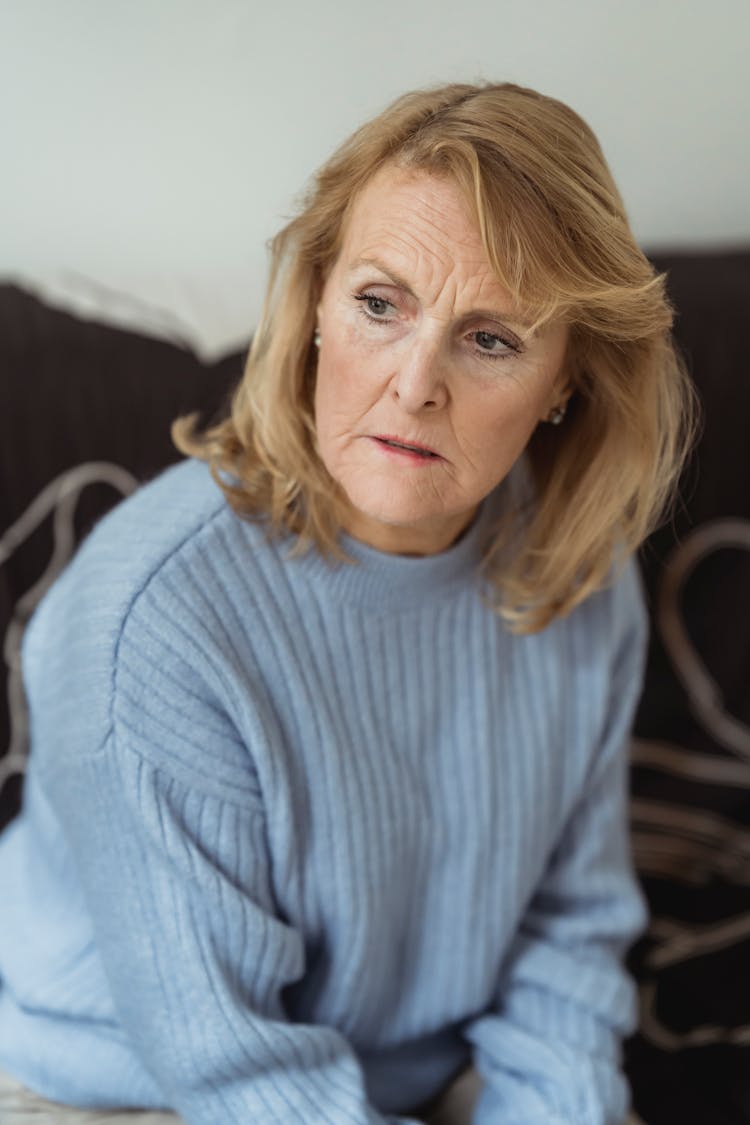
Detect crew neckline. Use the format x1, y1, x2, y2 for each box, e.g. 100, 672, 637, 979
297, 491, 503, 612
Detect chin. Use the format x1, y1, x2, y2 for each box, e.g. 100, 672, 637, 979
346, 487, 446, 529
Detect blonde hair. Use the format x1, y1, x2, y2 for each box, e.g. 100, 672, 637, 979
174, 81, 696, 632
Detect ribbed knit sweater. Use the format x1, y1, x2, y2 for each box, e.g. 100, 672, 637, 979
0, 458, 647, 1124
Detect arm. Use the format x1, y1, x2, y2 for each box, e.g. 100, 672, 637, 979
464, 562, 648, 1125
35, 595, 419, 1125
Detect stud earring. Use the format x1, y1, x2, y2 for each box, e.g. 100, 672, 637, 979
313, 329, 321, 348
547, 404, 566, 426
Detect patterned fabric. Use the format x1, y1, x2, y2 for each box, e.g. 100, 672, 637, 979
626, 253, 750, 1125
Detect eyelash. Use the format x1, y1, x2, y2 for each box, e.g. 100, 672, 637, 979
353, 291, 520, 362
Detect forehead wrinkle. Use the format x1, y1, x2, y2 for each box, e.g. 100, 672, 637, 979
340, 168, 524, 322
351, 222, 507, 318
356, 207, 461, 269
355, 235, 516, 324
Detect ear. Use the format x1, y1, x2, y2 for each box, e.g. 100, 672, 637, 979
551, 387, 573, 415
550, 339, 576, 410
538, 341, 575, 424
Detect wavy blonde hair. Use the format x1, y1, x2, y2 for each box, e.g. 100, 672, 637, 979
174, 81, 696, 632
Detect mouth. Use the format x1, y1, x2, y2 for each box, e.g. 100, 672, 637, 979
371, 434, 442, 460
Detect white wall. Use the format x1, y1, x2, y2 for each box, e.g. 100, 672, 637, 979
1, 0, 748, 357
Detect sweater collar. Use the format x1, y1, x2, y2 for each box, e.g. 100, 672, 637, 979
298, 486, 508, 612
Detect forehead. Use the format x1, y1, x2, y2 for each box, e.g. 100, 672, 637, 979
336, 166, 507, 303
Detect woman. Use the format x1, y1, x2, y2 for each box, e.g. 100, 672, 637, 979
0, 82, 693, 1123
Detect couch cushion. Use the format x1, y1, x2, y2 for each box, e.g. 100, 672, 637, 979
0, 283, 243, 830
627, 251, 750, 1125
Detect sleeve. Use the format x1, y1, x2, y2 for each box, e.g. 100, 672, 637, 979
463, 561, 649, 1125
39, 592, 420, 1125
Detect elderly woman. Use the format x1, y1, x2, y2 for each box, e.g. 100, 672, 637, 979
0, 82, 692, 1124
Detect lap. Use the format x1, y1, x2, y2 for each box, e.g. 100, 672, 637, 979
0, 1068, 181, 1123
421, 1065, 482, 1124
0, 1065, 474, 1124
0, 1065, 644, 1124
420, 1066, 643, 1125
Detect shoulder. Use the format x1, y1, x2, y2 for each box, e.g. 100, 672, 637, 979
560, 552, 647, 650
76, 457, 230, 573
561, 554, 649, 749
525, 555, 647, 748
594, 554, 647, 657
22, 460, 280, 764
25, 459, 227, 652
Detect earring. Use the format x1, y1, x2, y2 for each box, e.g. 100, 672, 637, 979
547, 404, 566, 426
313, 329, 321, 348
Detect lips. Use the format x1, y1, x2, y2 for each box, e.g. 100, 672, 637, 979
371, 434, 442, 459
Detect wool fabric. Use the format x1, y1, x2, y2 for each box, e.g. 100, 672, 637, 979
0, 458, 647, 1124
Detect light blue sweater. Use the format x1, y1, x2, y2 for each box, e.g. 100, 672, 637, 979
0, 459, 647, 1124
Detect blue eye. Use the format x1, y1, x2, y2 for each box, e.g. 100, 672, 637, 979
366, 296, 389, 317
355, 293, 394, 320
472, 330, 517, 358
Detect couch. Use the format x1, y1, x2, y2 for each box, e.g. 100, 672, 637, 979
1, 255, 749, 1123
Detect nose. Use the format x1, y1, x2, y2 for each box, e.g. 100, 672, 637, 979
389, 338, 448, 413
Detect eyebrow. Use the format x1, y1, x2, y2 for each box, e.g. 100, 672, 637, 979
349, 256, 536, 331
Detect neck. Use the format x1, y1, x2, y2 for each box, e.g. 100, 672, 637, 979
339, 506, 479, 558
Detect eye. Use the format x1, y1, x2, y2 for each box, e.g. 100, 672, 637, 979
471, 329, 519, 359
355, 292, 395, 321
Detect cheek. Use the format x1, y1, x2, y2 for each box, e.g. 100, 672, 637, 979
315, 328, 385, 425
463, 382, 542, 441
451, 388, 546, 483
314, 352, 362, 447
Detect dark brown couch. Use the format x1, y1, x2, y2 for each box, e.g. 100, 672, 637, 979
1, 256, 749, 1123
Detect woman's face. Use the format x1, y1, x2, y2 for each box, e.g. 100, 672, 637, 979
314, 165, 569, 556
